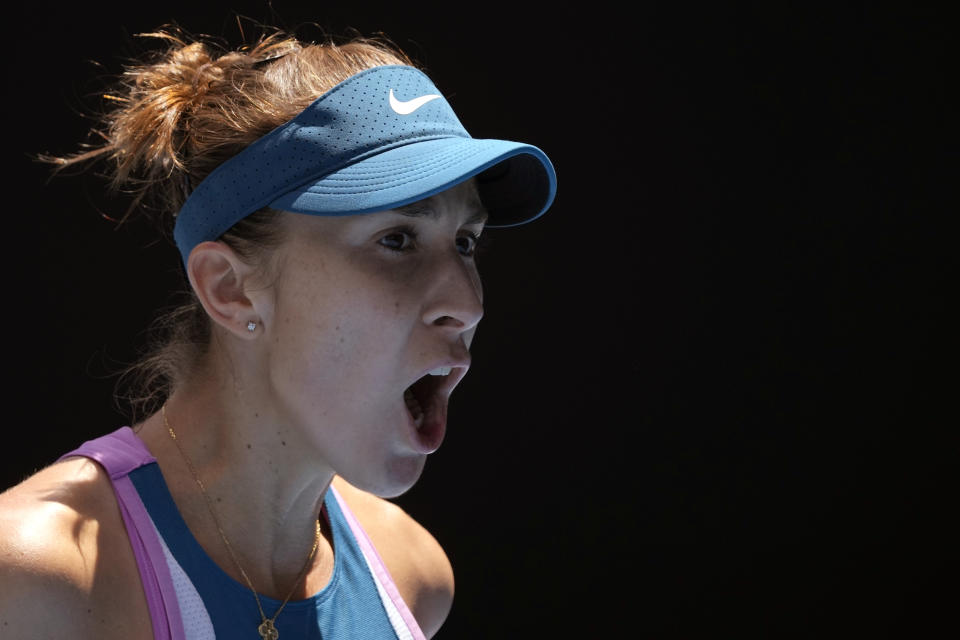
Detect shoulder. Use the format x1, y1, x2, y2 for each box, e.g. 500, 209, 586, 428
0, 457, 111, 590
0, 457, 152, 639
331, 476, 454, 638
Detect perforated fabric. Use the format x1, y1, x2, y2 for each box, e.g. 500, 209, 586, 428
156, 525, 216, 640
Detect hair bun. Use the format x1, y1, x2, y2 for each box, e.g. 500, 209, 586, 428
41, 27, 410, 235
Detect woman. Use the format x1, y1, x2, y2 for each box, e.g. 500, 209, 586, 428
0, 26, 555, 639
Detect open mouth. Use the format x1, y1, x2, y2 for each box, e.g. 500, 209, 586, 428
403, 369, 449, 429
402, 366, 459, 453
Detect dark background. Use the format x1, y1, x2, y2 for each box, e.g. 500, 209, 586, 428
6, 2, 952, 637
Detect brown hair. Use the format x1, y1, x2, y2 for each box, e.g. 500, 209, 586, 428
45, 25, 415, 421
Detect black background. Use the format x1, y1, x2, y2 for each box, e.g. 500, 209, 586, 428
5, 2, 953, 637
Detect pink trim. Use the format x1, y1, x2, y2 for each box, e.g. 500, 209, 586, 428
60, 428, 186, 640
61, 426, 156, 480
330, 485, 427, 640
115, 475, 185, 640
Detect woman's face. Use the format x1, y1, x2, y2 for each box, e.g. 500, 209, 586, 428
262, 180, 486, 497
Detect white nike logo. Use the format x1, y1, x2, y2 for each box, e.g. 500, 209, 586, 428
389, 89, 442, 115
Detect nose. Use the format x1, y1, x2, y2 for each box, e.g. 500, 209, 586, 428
422, 251, 484, 334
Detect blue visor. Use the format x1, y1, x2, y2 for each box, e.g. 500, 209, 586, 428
173, 65, 557, 265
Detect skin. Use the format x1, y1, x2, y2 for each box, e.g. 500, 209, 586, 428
0, 179, 487, 639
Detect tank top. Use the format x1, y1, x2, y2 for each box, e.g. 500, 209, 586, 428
59, 427, 426, 640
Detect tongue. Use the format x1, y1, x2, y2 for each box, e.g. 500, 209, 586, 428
404, 387, 424, 421
405, 376, 448, 453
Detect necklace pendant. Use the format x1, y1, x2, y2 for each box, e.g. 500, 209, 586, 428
258, 619, 279, 640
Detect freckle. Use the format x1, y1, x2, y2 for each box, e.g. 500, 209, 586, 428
217, 497, 222, 503
339, 337, 344, 343
282, 441, 286, 446
246, 443, 252, 449
335, 324, 340, 331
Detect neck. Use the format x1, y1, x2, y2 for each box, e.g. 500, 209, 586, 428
136, 382, 337, 600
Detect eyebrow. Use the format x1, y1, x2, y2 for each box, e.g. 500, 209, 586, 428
395, 201, 489, 225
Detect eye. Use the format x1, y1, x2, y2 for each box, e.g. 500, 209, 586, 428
378, 228, 415, 252
457, 232, 480, 257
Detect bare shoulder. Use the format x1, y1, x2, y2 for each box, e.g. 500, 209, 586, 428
0, 458, 152, 639
331, 476, 454, 638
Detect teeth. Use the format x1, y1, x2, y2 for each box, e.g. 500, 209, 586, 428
428, 367, 452, 376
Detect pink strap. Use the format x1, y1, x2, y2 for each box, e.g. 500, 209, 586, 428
60, 427, 185, 640
330, 485, 427, 640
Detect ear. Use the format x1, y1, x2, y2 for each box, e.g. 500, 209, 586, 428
186, 241, 265, 340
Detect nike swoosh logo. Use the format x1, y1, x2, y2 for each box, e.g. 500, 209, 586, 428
389, 89, 442, 115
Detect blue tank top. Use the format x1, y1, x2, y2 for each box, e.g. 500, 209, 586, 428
60, 427, 425, 640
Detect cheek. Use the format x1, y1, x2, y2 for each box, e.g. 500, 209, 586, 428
473, 269, 484, 304
269, 280, 408, 400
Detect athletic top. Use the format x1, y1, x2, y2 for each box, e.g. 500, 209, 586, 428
59, 427, 427, 640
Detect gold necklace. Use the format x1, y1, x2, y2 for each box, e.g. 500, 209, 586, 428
163, 405, 321, 640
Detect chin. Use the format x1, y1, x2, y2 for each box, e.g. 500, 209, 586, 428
365, 454, 428, 499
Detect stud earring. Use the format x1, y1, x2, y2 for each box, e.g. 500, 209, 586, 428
247, 321, 257, 332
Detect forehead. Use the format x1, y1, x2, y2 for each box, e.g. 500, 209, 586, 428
392, 179, 488, 225
279, 179, 488, 243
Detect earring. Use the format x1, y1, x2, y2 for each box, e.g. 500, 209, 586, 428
247, 321, 257, 332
